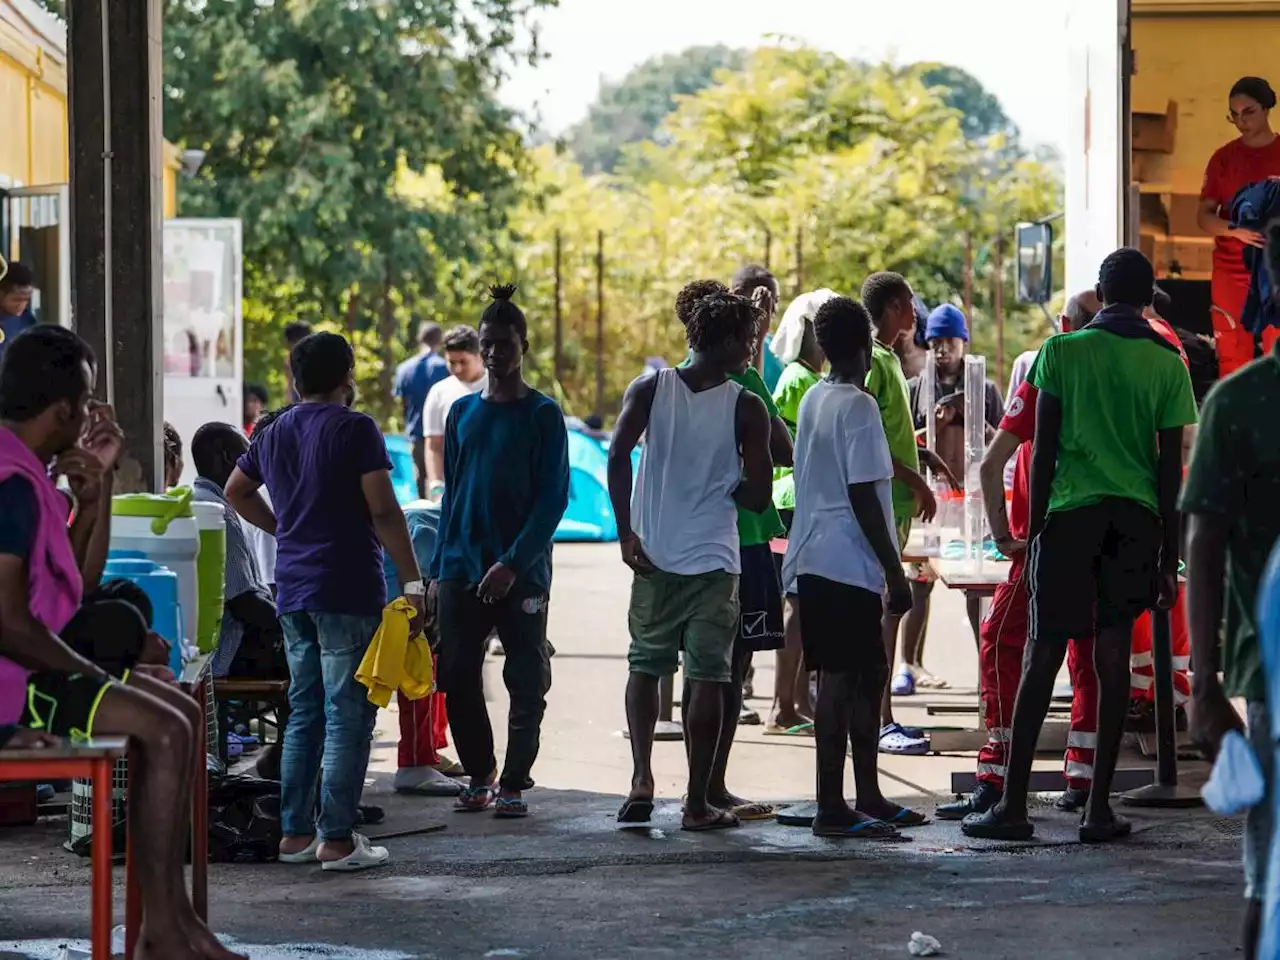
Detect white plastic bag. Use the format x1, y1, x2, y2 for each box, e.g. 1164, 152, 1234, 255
1201, 729, 1266, 816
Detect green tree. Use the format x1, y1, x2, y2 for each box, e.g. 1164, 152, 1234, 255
507, 46, 1062, 417
919, 63, 1016, 142
162, 0, 553, 424
565, 45, 747, 174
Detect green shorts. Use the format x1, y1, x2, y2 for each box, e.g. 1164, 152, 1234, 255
896, 517, 912, 556
628, 569, 738, 683
21, 671, 120, 741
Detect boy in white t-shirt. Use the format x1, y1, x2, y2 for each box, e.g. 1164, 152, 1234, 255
782, 295, 920, 838
422, 325, 489, 498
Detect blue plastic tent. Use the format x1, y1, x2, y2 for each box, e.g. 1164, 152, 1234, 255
554, 428, 641, 543
385, 434, 418, 505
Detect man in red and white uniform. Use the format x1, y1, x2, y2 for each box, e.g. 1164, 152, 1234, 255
937, 291, 1191, 819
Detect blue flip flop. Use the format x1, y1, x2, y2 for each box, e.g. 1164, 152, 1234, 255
812, 818, 900, 839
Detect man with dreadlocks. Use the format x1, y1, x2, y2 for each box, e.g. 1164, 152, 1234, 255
427, 284, 570, 819
608, 290, 773, 832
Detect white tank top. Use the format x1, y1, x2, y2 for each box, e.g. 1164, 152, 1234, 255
633, 368, 744, 575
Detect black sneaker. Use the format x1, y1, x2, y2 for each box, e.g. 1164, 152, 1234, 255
936, 781, 1002, 821
1054, 786, 1090, 812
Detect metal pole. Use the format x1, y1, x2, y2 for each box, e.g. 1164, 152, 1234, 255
1122, 607, 1202, 807
553, 229, 563, 386
595, 229, 604, 417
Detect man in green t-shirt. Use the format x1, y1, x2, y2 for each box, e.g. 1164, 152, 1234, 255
1182, 339, 1280, 956
675, 276, 793, 818
861, 272, 938, 756
965, 248, 1198, 844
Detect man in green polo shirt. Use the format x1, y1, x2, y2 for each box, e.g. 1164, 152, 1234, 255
861, 272, 937, 756
676, 276, 793, 819
1183, 335, 1280, 959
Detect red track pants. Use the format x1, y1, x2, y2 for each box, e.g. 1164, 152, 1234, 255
977, 573, 1097, 791
397, 655, 450, 768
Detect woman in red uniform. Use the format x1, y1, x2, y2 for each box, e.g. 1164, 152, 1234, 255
1198, 76, 1280, 377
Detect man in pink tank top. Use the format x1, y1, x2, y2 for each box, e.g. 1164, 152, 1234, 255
608, 292, 774, 832
0, 326, 244, 960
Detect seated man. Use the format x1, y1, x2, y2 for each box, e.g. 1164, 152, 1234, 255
0, 326, 242, 960
191, 423, 288, 777
190, 422, 285, 682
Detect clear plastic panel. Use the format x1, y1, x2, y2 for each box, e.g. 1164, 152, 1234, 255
963, 354, 987, 574
919, 350, 941, 557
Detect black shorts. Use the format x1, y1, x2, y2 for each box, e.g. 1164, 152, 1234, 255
21, 671, 119, 740
738, 543, 784, 653
1028, 497, 1162, 645
796, 574, 885, 674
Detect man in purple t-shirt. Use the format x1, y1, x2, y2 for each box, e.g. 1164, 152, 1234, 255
227, 332, 424, 872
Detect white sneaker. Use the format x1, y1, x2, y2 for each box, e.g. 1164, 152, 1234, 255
320, 833, 390, 872
394, 765, 463, 796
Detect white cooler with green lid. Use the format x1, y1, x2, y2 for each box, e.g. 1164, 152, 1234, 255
111, 489, 200, 650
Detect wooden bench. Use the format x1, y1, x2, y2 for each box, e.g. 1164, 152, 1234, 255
0, 738, 127, 960
213, 678, 289, 764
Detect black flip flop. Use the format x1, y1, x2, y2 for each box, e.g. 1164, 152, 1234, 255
617, 798, 655, 824
960, 809, 1035, 841
1079, 814, 1132, 844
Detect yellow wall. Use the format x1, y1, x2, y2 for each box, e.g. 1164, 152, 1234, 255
0, 9, 177, 215
1132, 1, 1280, 194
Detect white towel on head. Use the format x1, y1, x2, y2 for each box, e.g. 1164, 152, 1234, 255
770, 289, 836, 365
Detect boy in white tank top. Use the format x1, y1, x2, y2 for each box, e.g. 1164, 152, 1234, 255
607, 292, 774, 832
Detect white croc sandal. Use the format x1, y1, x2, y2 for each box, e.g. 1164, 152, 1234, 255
320, 833, 390, 873
278, 836, 321, 864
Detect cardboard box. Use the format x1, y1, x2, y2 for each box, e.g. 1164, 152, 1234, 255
1139, 231, 1157, 263
1166, 193, 1206, 237
1133, 100, 1178, 154
1154, 236, 1214, 278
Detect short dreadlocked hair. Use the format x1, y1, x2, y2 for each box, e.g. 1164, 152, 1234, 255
675, 279, 728, 327
685, 292, 758, 355
813, 296, 873, 367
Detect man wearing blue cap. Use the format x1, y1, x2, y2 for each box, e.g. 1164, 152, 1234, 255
896, 304, 1003, 694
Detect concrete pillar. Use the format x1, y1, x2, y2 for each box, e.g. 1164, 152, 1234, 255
67, 0, 164, 492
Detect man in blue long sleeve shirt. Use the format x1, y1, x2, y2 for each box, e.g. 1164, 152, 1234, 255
428, 284, 569, 818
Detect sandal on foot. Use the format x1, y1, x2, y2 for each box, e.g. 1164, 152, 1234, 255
617, 797, 655, 823
730, 801, 776, 822
961, 808, 1035, 841
454, 784, 498, 813
278, 836, 321, 864
681, 808, 741, 832
320, 833, 390, 872
866, 805, 928, 827
431, 756, 467, 778
1079, 814, 1132, 844
494, 796, 529, 819
890, 668, 915, 697
878, 723, 929, 756
813, 817, 900, 839
763, 721, 814, 737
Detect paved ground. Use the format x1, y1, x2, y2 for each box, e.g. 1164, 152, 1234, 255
0, 544, 1248, 959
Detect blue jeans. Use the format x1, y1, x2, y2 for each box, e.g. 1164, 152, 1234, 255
279, 612, 381, 841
